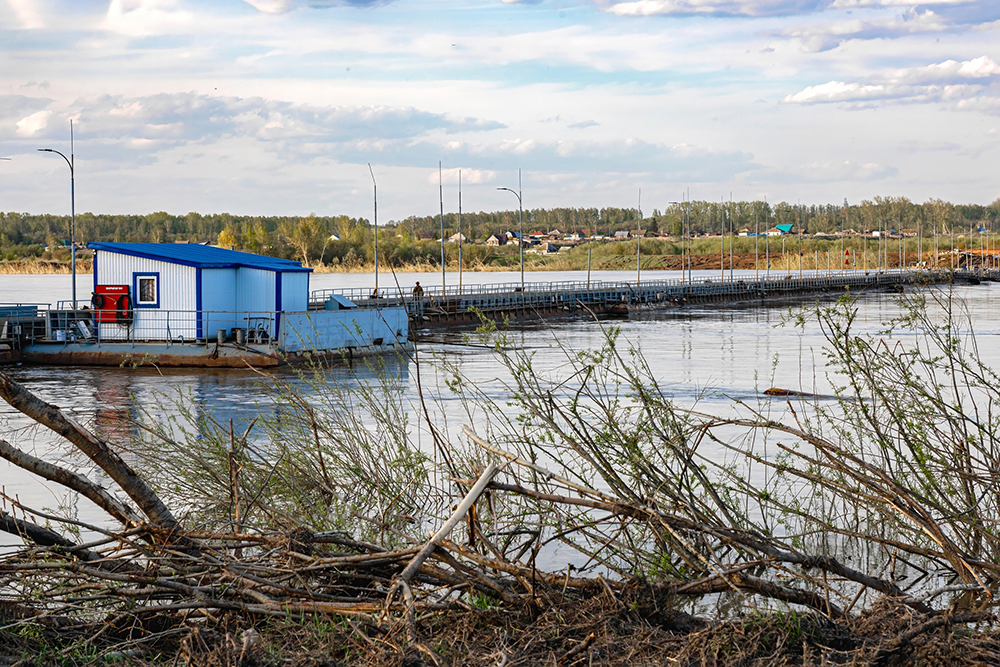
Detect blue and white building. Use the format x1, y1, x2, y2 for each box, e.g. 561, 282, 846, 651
86, 243, 407, 357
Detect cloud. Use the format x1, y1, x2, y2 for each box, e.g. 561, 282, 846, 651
6, 0, 43, 29
15, 110, 50, 137
830, 0, 977, 6
603, 0, 985, 18
103, 0, 194, 37
784, 55, 1000, 107
760, 159, 899, 183
0, 93, 505, 167
605, 0, 828, 18
242, 0, 393, 9
430, 167, 497, 185
568, 120, 599, 129
0, 95, 51, 119
335, 137, 758, 182
242, 0, 295, 12
779, 8, 949, 52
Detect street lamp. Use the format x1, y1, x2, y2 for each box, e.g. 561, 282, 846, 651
367, 163, 378, 296
498, 168, 524, 294
636, 188, 642, 287
39, 120, 77, 308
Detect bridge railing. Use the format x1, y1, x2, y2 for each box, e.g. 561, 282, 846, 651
310, 268, 948, 314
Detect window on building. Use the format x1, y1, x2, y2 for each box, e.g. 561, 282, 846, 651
135, 274, 159, 307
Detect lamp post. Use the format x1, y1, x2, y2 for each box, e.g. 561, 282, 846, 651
39, 121, 76, 308
368, 163, 378, 295
636, 188, 642, 287
498, 169, 524, 294
439, 162, 446, 291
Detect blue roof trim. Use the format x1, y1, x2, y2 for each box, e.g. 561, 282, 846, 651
88, 243, 313, 273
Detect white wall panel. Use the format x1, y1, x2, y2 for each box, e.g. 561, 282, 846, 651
95, 251, 198, 340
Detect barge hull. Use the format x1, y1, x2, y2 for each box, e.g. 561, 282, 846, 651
17, 341, 413, 368
21, 342, 282, 368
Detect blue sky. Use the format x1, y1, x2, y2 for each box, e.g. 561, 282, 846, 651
0, 0, 998, 221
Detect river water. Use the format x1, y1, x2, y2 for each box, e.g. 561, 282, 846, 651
3, 269, 1000, 555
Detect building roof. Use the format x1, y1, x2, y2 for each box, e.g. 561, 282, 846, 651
88, 243, 312, 273
775, 223, 794, 234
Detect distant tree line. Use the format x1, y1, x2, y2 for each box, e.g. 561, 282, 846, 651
3, 196, 999, 266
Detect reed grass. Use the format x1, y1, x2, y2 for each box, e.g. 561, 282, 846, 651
0, 259, 93, 274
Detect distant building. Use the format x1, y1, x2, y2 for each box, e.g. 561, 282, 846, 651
447, 232, 467, 244
614, 231, 631, 240
485, 234, 507, 247
529, 242, 560, 254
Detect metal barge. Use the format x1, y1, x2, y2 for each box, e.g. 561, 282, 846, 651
0, 243, 409, 368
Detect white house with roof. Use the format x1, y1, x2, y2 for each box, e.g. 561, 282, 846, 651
90, 242, 311, 342
87, 243, 407, 354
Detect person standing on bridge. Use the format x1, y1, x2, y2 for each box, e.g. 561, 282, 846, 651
412, 282, 424, 298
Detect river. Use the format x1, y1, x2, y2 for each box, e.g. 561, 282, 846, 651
2, 269, 999, 554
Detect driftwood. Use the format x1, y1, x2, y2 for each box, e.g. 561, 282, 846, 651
396, 461, 500, 587
0, 364, 997, 664
0, 373, 178, 531
0, 438, 143, 527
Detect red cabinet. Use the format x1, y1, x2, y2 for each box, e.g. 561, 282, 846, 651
92, 285, 132, 324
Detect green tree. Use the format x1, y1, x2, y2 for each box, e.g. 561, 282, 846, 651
283, 215, 327, 265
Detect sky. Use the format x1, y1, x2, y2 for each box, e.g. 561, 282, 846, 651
0, 0, 998, 222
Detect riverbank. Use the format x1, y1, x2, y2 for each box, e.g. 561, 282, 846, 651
0, 250, 944, 276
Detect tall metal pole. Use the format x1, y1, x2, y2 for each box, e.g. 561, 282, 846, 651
797, 200, 802, 279
497, 169, 524, 294
686, 187, 691, 284
681, 194, 687, 285
636, 188, 642, 286
439, 162, 445, 291
754, 200, 759, 280
368, 163, 378, 294
39, 120, 76, 308
842, 201, 847, 274
587, 245, 592, 289
729, 192, 734, 282
918, 215, 922, 270
764, 196, 770, 280
458, 170, 463, 292
519, 169, 523, 293
719, 197, 724, 281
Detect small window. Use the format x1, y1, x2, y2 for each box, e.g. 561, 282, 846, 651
134, 273, 159, 307
138, 277, 156, 303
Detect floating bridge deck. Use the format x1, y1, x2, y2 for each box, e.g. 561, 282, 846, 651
311, 269, 990, 329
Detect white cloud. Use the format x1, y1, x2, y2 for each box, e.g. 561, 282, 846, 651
830, 0, 975, 6
243, 0, 295, 12
779, 9, 948, 52
606, 0, 827, 16
103, 0, 194, 36
784, 56, 1000, 108
6, 0, 43, 29
430, 167, 497, 185
15, 109, 50, 136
